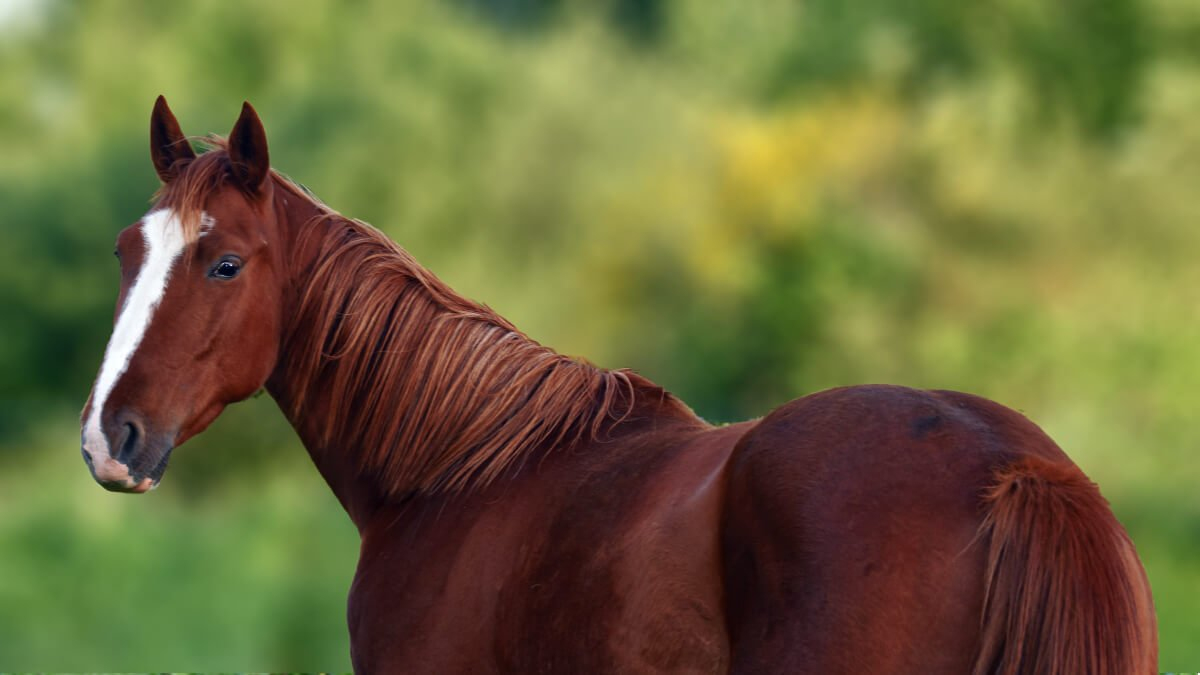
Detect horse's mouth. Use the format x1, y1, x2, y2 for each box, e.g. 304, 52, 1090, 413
112, 476, 158, 494
130, 446, 175, 491
96, 474, 157, 493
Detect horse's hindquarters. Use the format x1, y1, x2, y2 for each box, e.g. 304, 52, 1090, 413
720, 386, 1021, 674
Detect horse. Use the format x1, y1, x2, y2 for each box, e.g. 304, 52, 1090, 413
79, 96, 1157, 674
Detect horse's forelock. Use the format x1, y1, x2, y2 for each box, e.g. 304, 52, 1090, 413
152, 135, 234, 243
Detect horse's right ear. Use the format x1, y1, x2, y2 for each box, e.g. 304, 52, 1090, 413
150, 95, 196, 184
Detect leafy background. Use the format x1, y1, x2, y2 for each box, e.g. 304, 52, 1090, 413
1, 0, 1197, 670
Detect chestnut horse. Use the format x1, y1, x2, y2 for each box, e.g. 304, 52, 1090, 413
80, 97, 1156, 674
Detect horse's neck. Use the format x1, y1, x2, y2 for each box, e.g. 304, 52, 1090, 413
265, 189, 384, 524
263, 187, 702, 530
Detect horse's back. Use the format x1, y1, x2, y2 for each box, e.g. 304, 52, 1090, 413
720, 385, 1070, 673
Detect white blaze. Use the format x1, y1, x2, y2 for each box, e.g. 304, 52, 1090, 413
83, 209, 190, 461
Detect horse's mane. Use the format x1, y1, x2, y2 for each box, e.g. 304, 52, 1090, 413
159, 138, 696, 496
283, 212, 659, 495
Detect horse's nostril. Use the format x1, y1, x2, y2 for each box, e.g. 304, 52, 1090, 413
117, 421, 141, 463
81, 448, 94, 470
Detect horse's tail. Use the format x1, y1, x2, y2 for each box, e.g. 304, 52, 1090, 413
972, 455, 1157, 675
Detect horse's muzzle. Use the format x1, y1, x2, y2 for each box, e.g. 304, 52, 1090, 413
82, 449, 157, 492
80, 411, 174, 493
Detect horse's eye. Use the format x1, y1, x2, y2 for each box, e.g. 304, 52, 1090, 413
210, 257, 242, 280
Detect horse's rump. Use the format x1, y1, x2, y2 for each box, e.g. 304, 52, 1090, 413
719, 386, 1155, 673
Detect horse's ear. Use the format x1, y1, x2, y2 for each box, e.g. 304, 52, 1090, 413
228, 101, 270, 193
150, 95, 196, 184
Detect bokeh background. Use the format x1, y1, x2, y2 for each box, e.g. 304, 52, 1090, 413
1, 0, 1197, 670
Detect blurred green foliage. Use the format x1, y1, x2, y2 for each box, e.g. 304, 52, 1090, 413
1, 0, 1197, 669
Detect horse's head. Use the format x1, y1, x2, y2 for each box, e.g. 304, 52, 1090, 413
80, 97, 285, 492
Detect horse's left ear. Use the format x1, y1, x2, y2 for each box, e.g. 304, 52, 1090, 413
150, 95, 196, 183
228, 101, 270, 193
